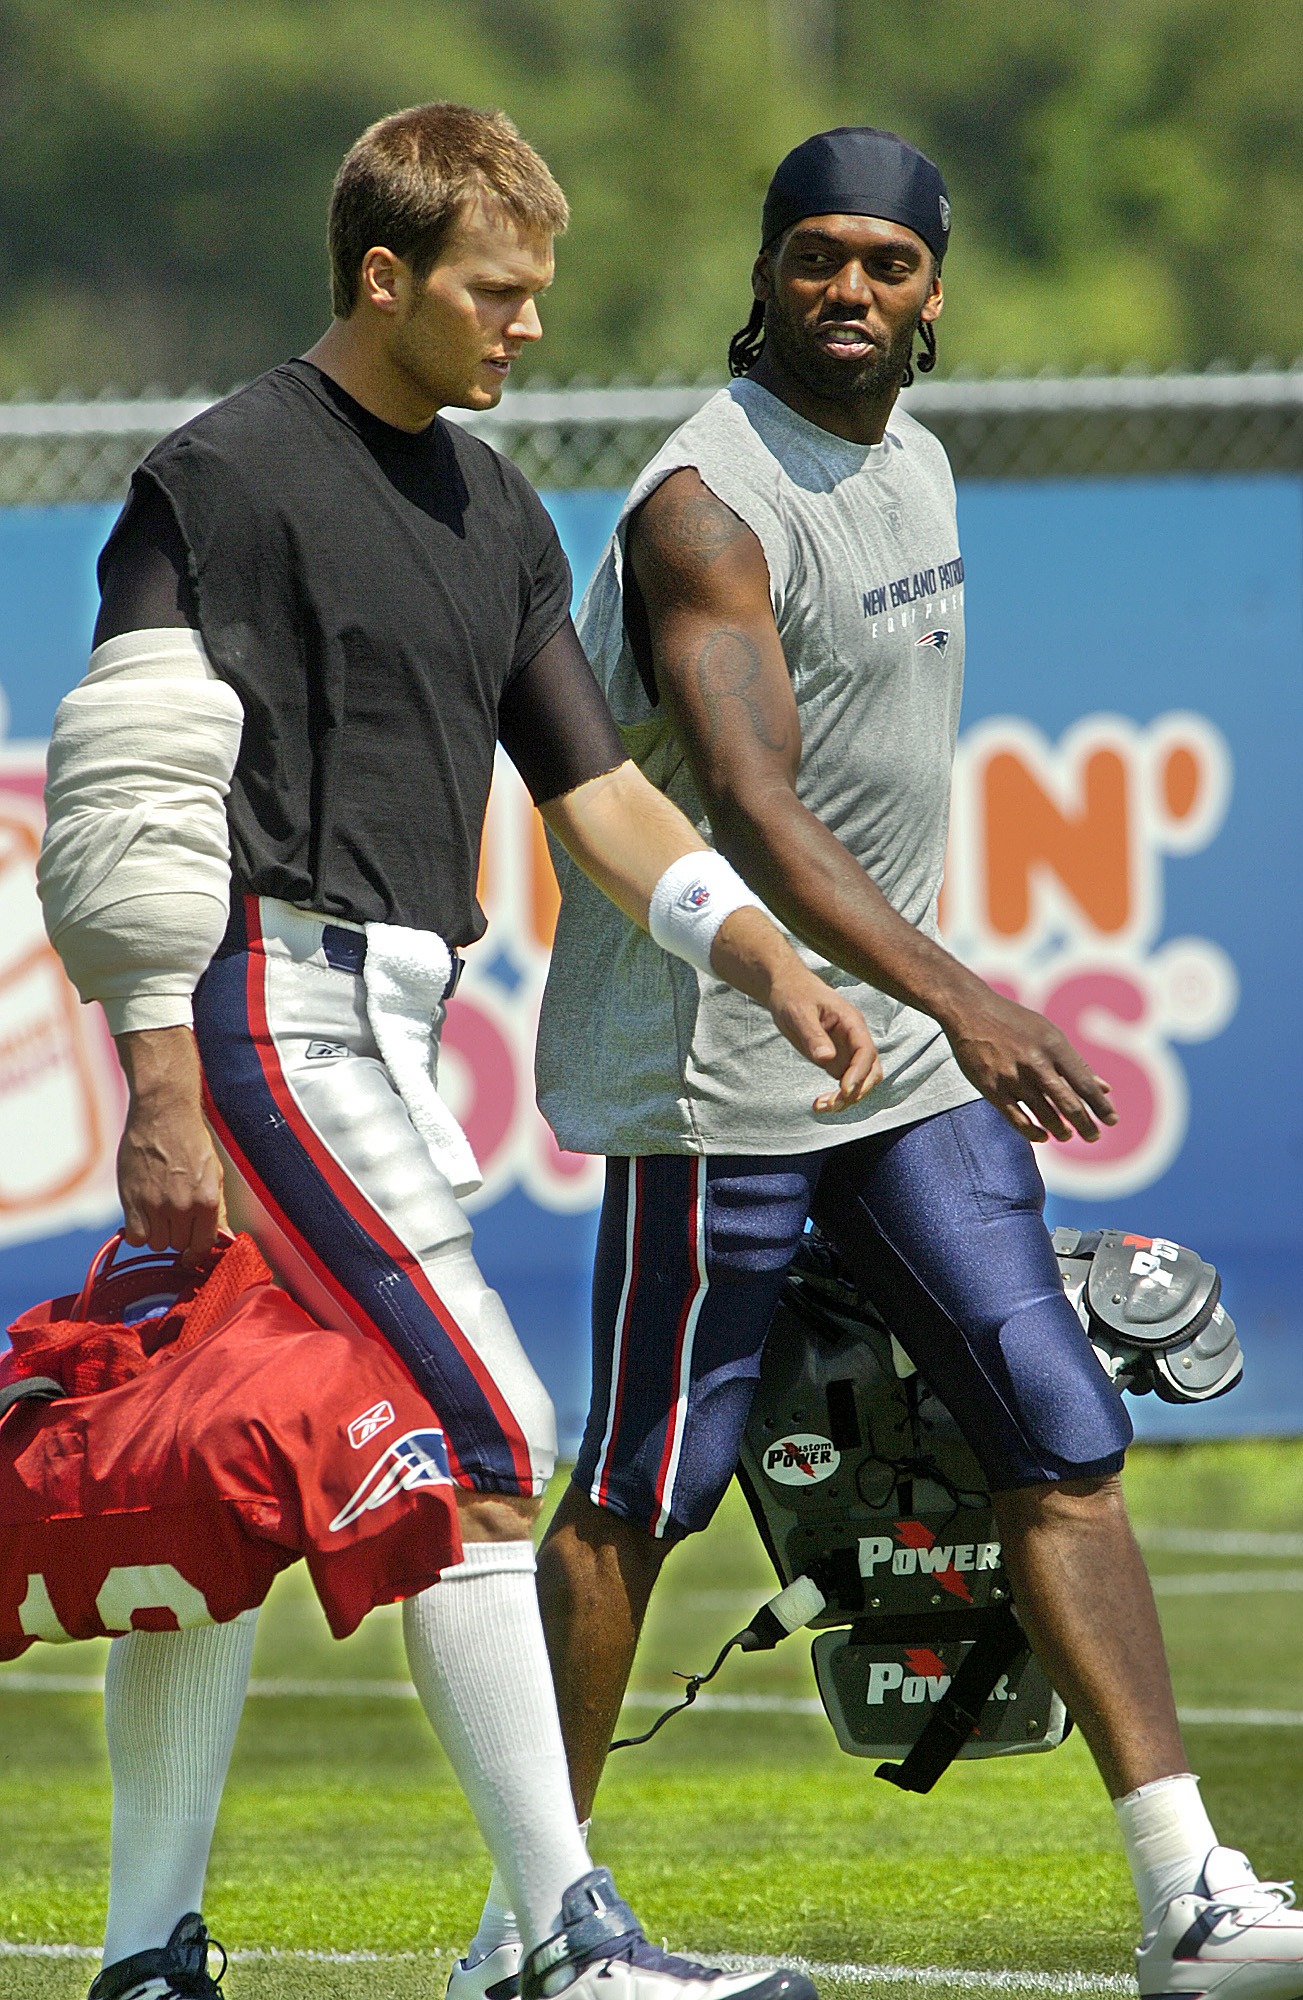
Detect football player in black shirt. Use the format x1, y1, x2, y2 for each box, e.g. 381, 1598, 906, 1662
40, 103, 878, 2000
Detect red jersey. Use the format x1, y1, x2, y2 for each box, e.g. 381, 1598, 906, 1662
0, 1234, 461, 1656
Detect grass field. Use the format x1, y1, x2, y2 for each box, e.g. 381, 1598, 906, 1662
4, 1440, 1303, 2000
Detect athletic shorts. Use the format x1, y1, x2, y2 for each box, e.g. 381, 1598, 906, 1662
575, 1098, 1132, 1539
193, 894, 556, 1498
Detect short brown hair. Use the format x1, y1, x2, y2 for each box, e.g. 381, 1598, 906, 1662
328, 102, 569, 317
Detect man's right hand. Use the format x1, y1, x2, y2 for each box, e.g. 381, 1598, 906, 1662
709, 904, 883, 1112
113, 1025, 224, 1257
937, 981, 1116, 1145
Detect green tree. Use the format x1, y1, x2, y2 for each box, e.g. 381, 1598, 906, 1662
0, 0, 1298, 394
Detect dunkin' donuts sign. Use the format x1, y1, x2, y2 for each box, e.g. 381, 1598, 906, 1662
0, 717, 1234, 1244
453, 707, 1241, 1210
1, 473, 1298, 1429
0, 736, 598, 1246
0, 749, 123, 1246
940, 711, 1236, 1199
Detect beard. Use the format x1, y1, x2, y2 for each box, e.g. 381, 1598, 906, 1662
761, 293, 918, 405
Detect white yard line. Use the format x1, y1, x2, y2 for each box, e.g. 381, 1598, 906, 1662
0, 1672, 822, 1713
621, 1690, 827, 1714
1137, 1527, 1303, 1557
1179, 1706, 1303, 1726
722, 1958, 1131, 1995
1151, 1569, 1303, 1594
1, 1671, 1301, 1729
0, 1940, 1131, 1993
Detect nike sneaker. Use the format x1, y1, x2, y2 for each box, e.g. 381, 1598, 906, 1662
447, 1941, 524, 2000
1137, 1847, 1303, 2000
520, 1868, 816, 2000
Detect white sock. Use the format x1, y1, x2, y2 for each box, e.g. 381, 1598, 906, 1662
467, 1821, 592, 1964
467, 1866, 524, 1964
1115, 1772, 1220, 1938
402, 1541, 593, 1955
102, 1611, 258, 1967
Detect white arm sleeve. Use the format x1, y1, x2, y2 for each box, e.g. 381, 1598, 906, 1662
37, 628, 245, 1035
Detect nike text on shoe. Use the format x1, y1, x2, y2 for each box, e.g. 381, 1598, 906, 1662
519, 1868, 816, 2000
1137, 1846, 1303, 2000
88, 1913, 227, 2000
448, 1941, 524, 2000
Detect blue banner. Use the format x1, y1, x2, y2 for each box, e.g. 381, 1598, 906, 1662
1, 476, 1299, 1447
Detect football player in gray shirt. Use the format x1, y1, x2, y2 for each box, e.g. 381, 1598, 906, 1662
454, 130, 1303, 2000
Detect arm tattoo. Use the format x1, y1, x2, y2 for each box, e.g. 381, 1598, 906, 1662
654, 487, 749, 571
690, 628, 790, 754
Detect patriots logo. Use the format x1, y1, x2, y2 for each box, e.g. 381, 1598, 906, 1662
329, 1428, 451, 1532
916, 629, 950, 654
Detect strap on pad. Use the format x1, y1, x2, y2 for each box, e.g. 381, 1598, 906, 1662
875, 1605, 1030, 1795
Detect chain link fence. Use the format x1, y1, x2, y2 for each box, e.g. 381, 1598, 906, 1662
3, 370, 1303, 503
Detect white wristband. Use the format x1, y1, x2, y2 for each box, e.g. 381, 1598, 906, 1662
648, 850, 765, 975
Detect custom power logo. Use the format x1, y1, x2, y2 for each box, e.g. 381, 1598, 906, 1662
762, 1433, 841, 1485
867, 1648, 954, 1706
865, 1646, 1023, 1708
941, 712, 1237, 1198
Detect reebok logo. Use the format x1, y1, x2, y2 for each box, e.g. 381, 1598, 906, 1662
329, 1428, 451, 1532
347, 1400, 396, 1450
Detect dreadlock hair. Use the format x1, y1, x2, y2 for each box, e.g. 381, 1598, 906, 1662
728, 299, 766, 378
728, 301, 939, 385
901, 316, 938, 390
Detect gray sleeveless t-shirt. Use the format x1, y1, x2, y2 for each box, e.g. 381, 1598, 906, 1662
536, 378, 979, 1156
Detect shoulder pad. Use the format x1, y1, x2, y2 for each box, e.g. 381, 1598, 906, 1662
1085, 1231, 1218, 1346
1077, 1229, 1241, 1404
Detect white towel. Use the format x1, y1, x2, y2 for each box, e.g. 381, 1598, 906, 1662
362, 923, 482, 1199
37, 628, 245, 1033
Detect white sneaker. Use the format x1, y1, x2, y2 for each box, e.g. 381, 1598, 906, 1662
1137, 1847, 1303, 1999
448, 1942, 524, 2000
520, 1869, 816, 2000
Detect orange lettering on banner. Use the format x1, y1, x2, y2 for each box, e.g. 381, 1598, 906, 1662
1163, 744, 1200, 820
441, 752, 604, 1213
529, 809, 560, 950
983, 747, 1129, 936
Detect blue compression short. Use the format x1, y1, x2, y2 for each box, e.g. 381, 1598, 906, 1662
574, 1098, 1132, 1540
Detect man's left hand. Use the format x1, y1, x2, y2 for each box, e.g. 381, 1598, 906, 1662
939, 982, 1117, 1144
